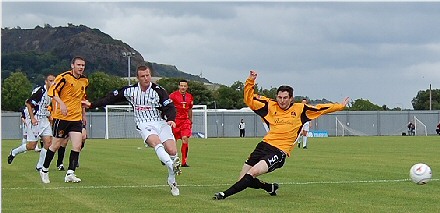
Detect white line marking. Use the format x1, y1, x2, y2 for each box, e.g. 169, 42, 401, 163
3, 178, 438, 190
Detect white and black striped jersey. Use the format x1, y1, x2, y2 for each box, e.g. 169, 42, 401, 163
26, 85, 52, 119
21, 106, 30, 120
91, 82, 176, 124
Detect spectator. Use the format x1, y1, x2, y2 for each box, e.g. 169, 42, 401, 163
239, 119, 246, 137
407, 122, 415, 136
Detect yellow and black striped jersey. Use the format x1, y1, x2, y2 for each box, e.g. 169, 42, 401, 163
244, 77, 344, 155
48, 70, 88, 121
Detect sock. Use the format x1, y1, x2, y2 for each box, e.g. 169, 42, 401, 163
303, 136, 308, 147
40, 140, 44, 148
223, 174, 254, 198
57, 146, 66, 166
248, 177, 273, 192
181, 143, 188, 165
36, 148, 47, 169
43, 149, 55, 169
67, 150, 79, 171
154, 144, 174, 175
11, 144, 27, 156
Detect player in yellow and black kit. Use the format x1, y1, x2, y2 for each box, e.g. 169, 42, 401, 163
213, 70, 349, 200
39, 56, 88, 184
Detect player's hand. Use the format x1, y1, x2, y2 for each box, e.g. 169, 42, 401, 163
167, 121, 176, 128
81, 100, 91, 108
249, 70, 258, 80
82, 117, 87, 126
341, 97, 350, 107
31, 117, 38, 126
60, 102, 68, 116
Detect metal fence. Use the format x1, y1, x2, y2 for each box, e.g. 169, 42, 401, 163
2, 110, 440, 139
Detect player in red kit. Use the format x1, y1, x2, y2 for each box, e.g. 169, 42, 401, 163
169, 80, 194, 167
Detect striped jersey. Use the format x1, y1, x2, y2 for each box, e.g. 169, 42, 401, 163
244, 77, 345, 156
26, 85, 52, 119
91, 82, 176, 125
21, 106, 29, 120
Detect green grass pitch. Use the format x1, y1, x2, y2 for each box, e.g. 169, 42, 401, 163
2, 136, 440, 212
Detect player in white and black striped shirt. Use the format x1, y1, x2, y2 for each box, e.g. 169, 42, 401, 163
8, 74, 55, 172
82, 64, 181, 196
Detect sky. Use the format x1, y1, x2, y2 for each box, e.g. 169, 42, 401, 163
2, 1, 440, 109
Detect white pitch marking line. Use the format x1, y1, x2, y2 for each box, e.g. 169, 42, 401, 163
3, 178, 438, 190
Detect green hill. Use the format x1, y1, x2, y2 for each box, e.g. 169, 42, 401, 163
1, 24, 211, 84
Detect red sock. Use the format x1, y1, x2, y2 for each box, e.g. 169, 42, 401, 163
181, 143, 188, 165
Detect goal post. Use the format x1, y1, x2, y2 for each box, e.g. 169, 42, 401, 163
105, 104, 208, 139
192, 105, 208, 139
414, 116, 427, 136
335, 117, 368, 136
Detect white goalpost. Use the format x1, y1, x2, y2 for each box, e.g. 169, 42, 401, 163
414, 116, 428, 136
105, 104, 208, 139
335, 117, 368, 136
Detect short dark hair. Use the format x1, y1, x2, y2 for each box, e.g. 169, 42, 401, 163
46, 74, 55, 79
71, 56, 85, 64
277, 85, 294, 97
137, 62, 154, 76
179, 79, 188, 84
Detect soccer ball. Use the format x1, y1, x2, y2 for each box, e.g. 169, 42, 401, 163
409, 163, 432, 184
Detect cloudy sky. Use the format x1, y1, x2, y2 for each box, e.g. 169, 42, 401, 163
3, 1, 440, 109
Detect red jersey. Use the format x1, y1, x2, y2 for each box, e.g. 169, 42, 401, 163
169, 91, 194, 120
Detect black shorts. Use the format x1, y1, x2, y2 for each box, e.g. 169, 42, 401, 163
245, 141, 287, 173
52, 119, 83, 139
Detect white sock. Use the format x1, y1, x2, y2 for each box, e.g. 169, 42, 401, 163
36, 148, 47, 169
169, 154, 179, 161
154, 144, 174, 175
11, 144, 27, 156
303, 136, 308, 147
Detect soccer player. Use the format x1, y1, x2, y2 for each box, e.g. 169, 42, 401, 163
169, 79, 194, 167
298, 98, 310, 149
8, 74, 55, 170
39, 56, 88, 184
82, 64, 181, 196
213, 70, 349, 200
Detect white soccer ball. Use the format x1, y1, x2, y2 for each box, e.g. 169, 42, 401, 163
409, 163, 432, 185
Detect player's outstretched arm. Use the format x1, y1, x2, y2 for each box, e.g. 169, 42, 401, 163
341, 97, 350, 107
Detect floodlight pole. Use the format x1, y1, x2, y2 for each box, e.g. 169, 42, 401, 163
122, 52, 135, 85
429, 84, 432, 111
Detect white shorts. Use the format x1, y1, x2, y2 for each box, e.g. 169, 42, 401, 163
137, 121, 175, 146
26, 117, 52, 142
302, 121, 310, 132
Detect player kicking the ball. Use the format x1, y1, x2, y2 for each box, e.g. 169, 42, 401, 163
213, 70, 349, 200
82, 64, 181, 196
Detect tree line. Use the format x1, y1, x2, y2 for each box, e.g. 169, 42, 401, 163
2, 71, 438, 112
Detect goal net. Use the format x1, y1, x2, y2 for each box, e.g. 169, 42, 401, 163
105, 105, 208, 139
414, 116, 427, 136
335, 117, 368, 136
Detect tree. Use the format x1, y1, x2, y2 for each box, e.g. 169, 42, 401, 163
156, 78, 180, 94
1, 72, 32, 111
156, 77, 214, 106
87, 71, 127, 102
214, 85, 245, 109
349, 98, 382, 111
412, 89, 440, 110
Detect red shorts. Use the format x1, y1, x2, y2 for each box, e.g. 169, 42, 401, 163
173, 119, 192, 140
